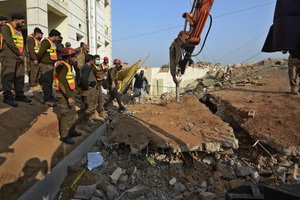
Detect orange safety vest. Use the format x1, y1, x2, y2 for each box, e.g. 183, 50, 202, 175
53, 60, 75, 91
45, 37, 57, 60
27, 34, 41, 53
6, 23, 24, 54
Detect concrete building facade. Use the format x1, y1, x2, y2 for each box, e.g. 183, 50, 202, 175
0, 0, 112, 60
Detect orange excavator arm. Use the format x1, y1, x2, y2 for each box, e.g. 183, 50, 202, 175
170, 0, 214, 88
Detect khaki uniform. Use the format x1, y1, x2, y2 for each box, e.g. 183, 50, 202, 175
105, 67, 125, 110
37, 38, 57, 102
0, 23, 25, 100
78, 64, 97, 119
288, 55, 300, 88
53, 61, 78, 138
92, 63, 107, 113
26, 35, 41, 87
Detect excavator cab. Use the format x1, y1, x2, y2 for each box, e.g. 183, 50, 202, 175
169, 0, 214, 86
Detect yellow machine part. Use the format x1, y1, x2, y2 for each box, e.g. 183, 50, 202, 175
118, 60, 141, 94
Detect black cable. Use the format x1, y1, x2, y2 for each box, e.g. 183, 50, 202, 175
191, 14, 213, 57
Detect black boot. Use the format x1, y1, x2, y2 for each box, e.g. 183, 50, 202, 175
3, 97, 18, 107
15, 95, 32, 103
60, 136, 75, 145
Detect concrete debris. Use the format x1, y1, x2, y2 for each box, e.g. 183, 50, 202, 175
169, 177, 177, 185
235, 166, 253, 177
56, 58, 300, 199
110, 167, 125, 184
106, 184, 119, 200
74, 184, 97, 200
199, 192, 216, 200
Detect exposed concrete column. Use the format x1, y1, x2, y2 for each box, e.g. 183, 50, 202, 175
26, 0, 48, 35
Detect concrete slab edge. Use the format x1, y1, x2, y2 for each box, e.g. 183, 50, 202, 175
19, 122, 108, 200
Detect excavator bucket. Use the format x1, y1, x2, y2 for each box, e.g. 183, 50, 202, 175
118, 60, 141, 94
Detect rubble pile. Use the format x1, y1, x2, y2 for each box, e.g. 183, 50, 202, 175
54, 58, 300, 200
184, 58, 287, 94
57, 127, 299, 200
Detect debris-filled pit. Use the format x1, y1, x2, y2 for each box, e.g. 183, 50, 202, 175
56, 94, 299, 200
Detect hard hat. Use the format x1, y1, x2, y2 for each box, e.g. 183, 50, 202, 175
61, 47, 76, 57
113, 59, 121, 64
104, 56, 109, 60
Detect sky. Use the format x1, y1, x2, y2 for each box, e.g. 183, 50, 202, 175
112, 0, 284, 67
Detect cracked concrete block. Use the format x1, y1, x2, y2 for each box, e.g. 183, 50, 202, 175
204, 142, 221, 153
74, 184, 97, 200
106, 185, 119, 200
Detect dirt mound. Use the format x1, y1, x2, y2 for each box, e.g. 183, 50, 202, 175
109, 95, 238, 154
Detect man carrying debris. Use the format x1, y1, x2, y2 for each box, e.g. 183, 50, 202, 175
131, 70, 148, 104
78, 54, 105, 122
26, 27, 43, 88
0, 14, 31, 107
104, 58, 126, 113
37, 29, 61, 106
53, 47, 81, 145
262, 0, 300, 95
93, 54, 108, 119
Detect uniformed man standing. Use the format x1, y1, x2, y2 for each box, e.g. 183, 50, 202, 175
0, 14, 31, 107
26, 27, 43, 88
104, 59, 125, 112
93, 55, 108, 119
0, 16, 8, 91
37, 29, 60, 106
53, 47, 81, 145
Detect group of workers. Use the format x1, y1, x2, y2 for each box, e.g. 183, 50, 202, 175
0, 14, 148, 145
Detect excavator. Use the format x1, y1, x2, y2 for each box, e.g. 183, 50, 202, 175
169, 0, 214, 102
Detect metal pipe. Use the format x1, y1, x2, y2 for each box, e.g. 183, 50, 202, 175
176, 83, 180, 102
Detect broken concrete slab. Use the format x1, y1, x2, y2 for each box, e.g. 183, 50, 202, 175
109, 96, 238, 154
74, 184, 97, 200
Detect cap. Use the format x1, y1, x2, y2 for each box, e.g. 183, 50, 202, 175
104, 56, 109, 60
34, 27, 43, 34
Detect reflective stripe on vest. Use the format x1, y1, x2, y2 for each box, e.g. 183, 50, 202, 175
0, 33, 3, 50
6, 23, 24, 54
45, 37, 57, 60
28, 34, 41, 53
53, 60, 75, 91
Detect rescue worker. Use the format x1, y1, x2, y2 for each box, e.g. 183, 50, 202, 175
131, 70, 148, 104
0, 14, 31, 107
37, 29, 61, 106
0, 16, 8, 91
93, 55, 108, 119
76, 42, 89, 69
55, 36, 64, 60
26, 27, 43, 87
65, 42, 71, 48
53, 47, 81, 145
0, 16, 8, 52
78, 54, 104, 122
101, 56, 109, 89
104, 58, 125, 113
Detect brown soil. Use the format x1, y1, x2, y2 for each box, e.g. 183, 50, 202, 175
0, 96, 101, 200
212, 67, 300, 154
110, 95, 237, 154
